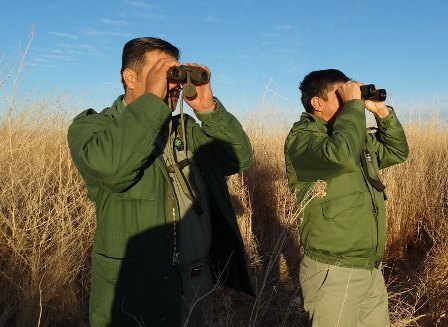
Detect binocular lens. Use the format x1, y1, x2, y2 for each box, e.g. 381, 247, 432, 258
167, 67, 185, 81
200, 71, 208, 82
376, 89, 387, 102
171, 67, 182, 79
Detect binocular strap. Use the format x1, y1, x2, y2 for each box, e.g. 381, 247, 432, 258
360, 148, 386, 192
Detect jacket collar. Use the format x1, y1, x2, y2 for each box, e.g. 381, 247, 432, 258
300, 111, 330, 125
299, 111, 332, 133
109, 95, 126, 115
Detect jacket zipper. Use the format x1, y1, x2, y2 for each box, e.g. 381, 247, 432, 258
156, 155, 180, 265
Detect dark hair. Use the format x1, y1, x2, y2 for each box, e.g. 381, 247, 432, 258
299, 69, 350, 113
120, 37, 180, 90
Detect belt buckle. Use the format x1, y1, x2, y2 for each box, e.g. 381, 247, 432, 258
190, 266, 203, 279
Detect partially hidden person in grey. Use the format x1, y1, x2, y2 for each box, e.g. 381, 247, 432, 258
68, 37, 254, 327
284, 69, 409, 326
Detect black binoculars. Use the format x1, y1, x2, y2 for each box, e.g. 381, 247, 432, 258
167, 65, 210, 85
360, 84, 387, 101
166, 65, 210, 97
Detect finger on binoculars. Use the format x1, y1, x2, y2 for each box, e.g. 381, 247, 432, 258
184, 62, 211, 73
153, 58, 179, 71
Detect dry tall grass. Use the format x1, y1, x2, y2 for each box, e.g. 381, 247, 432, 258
0, 106, 95, 327
381, 118, 448, 326
2, 29, 447, 326
1, 100, 447, 326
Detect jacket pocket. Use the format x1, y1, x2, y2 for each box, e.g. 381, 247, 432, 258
112, 179, 156, 200
310, 192, 374, 258
92, 252, 142, 285
89, 253, 144, 323
322, 192, 364, 220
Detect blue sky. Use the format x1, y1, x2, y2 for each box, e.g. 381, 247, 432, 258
1, 0, 447, 119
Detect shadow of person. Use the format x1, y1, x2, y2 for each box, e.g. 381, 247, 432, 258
91, 223, 182, 326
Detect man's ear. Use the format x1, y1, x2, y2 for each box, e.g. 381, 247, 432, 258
122, 68, 137, 91
311, 96, 323, 112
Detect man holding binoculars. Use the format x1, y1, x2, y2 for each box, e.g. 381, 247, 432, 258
68, 37, 254, 327
285, 69, 409, 326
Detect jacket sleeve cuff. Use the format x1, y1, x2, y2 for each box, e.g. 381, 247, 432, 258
194, 98, 229, 123
375, 106, 397, 130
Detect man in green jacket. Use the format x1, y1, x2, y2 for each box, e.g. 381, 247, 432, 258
68, 37, 254, 327
284, 69, 409, 326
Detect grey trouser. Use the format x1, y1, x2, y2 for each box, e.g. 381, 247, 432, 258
300, 256, 390, 327
181, 264, 214, 327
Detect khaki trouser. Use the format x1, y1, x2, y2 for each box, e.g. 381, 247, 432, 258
181, 264, 214, 327
300, 256, 390, 327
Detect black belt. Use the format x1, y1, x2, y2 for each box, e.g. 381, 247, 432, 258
181, 259, 209, 279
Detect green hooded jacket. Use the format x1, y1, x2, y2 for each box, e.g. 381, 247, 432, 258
68, 93, 254, 326
284, 99, 409, 269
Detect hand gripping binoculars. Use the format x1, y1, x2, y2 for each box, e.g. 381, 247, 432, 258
360, 84, 387, 101
167, 65, 210, 97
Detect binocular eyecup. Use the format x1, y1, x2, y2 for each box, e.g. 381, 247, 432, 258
360, 84, 387, 101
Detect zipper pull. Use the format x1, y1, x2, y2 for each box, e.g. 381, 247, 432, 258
172, 251, 180, 265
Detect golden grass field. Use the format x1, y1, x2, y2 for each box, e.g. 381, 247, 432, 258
0, 98, 447, 327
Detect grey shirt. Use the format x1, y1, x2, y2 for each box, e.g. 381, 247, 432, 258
159, 117, 212, 271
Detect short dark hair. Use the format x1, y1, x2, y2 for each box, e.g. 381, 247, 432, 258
120, 37, 180, 90
299, 69, 350, 113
